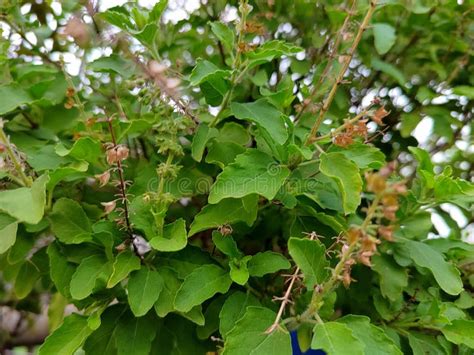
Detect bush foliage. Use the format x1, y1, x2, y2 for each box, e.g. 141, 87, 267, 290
0, 0, 473, 354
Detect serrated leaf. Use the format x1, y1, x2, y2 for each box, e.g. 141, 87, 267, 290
288, 237, 328, 288
208, 149, 290, 204
127, 267, 164, 317
49, 198, 93, 244
149, 218, 188, 252
174, 264, 232, 313
107, 250, 141, 288
338, 315, 402, 354
372, 254, 408, 302
222, 306, 292, 355
312, 322, 365, 355
38, 314, 93, 355
441, 319, 474, 348
247, 251, 290, 277
319, 152, 362, 215
70, 255, 112, 300
373, 23, 396, 55
0, 174, 48, 224
403, 240, 463, 295
189, 195, 258, 236
230, 100, 288, 145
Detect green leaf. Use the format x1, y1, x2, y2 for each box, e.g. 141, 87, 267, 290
229, 256, 251, 285
403, 240, 463, 295
338, 315, 402, 354
49, 198, 93, 244
208, 149, 290, 204
153, 268, 181, 318
212, 231, 242, 258
0, 174, 48, 224
189, 59, 230, 86
408, 333, 446, 355
222, 307, 292, 355
191, 123, 218, 162
0, 213, 17, 254
38, 314, 93, 355
0, 84, 34, 114
83, 305, 126, 355
219, 291, 261, 338
70, 255, 112, 300
231, 100, 288, 145
210, 21, 235, 52
189, 195, 258, 236
89, 54, 136, 78
47, 243, 75, 297
216, 122, 251, 145
328, 143, 385, 169
206, 141, 247, 168
452, 86, 474, 99
55, 137, 102, 164
246, 40, 302, 69
115, 311, 157, 355
128, 267, 164, 317
288, 237, 328, 288
107, 250, 141, 288
319, 152, 362, 214
372, 254, 408, 302
247, 251, 291, 277
174, 264, 232, 313
149, 218, 188, 252
312, 322, 365, 355
189, 59, 230, 106
441, 320, 474, 348
14, 261, 40, 299
373, 23, 396, 55
197, 294, 227, 339
371, 58, 406, 87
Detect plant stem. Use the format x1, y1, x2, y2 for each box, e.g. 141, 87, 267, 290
106, 119, 132, 235
294, 0, 357, 123
209, 0, 250, 128
305, 1, 377, 146
313, 107, 371, 142
267, 233, 318, 333
0, 126, 32, 187
298, 195, 381, 322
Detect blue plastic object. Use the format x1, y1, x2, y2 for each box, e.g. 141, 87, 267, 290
290, 331, 325, 355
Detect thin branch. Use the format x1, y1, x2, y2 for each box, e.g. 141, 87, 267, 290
266, 232, 318, 334
294, 0, 357, 123
0, 122, 32, 187
305, 1, 378, 146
